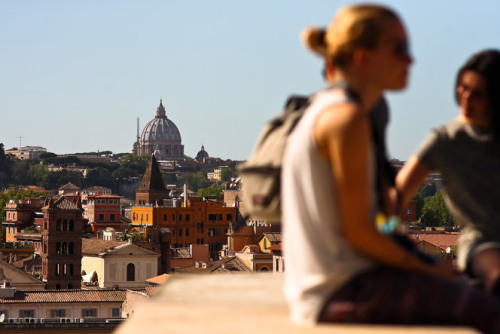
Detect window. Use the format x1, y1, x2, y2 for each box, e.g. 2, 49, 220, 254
19, 309, 35, 318
172, 214, 175, 221
226, 214, 232, 221
179, 214, 182, 221
110, 214, 116, 221
69, 242, 74, 255
51, 309, 66, 318
112, 308, 121, 318
57, 220, 61, 231
178, 229, 182, 237
63, 264, 67, 276
68, 284, 73, 289
7, 212, 10, 220
69, 220, 74, 231
82, 308, 97, 317
56, 242, 61, 254
127, 263, 135, 281
406, 208, 412, 214
163, 214, 167, 221
208, 214, 222, 221
185, 228, 189, 236
97, 199, 106, 205
56, 263, 60, 276
186, 214, 190, 221
56, 284, 61, 290
63, 220, 68, 231
98, 214, 105, 221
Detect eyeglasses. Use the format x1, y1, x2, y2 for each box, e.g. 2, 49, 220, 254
378, 39, 411, 59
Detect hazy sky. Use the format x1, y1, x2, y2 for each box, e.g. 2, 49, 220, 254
1, 1, 499, 160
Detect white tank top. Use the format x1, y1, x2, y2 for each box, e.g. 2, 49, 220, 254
282, 88, 376, 325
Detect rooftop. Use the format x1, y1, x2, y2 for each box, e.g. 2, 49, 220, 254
0, 289, 126, 304
82, 238, 127, 255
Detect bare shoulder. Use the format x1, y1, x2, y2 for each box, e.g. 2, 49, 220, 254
314, 103, 370, 159
315, 103, 369, 141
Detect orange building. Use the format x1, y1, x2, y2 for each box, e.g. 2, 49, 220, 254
82, 194, 122, 235
3, 197, 46, 243
132, 197, 234, 258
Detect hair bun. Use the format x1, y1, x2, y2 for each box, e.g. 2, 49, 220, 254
301, 27, 327, 56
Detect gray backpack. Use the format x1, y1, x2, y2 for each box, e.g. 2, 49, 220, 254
238, 85, 392, 224
237, 95, 310, 223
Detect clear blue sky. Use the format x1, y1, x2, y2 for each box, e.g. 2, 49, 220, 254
1, 1, 499, 161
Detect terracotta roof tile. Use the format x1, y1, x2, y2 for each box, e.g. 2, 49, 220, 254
82, 238, 127, 255
146, 274, 171, 285
407, 232, 460, 249
0, 289, 126, 304
175, 257, 250, 274
262, 232, 282, 243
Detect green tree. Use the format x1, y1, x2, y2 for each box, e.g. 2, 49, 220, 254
413, 193, 425, 220
179, 173, 210, 191
420, 192, 454, 227
419, 183, 437, 199
198, 184, 224, 198
220, 167, 232, 183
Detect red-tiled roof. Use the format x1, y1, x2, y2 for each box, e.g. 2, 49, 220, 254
175, 257, 250, 274
146, 274, 171, 285
0, 289, 126, 304
262, 232, 282, 243
82, 238, 127, 255
145, 286, 161, 297
407, 232, 460, 249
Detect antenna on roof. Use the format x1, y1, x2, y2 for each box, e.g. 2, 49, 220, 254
137, 117, 140, 143
17, 134, 24, 149
0, 313, 5, 323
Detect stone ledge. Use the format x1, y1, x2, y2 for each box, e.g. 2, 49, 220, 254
115, 273, 479, 334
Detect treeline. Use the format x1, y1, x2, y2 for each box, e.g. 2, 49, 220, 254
412, 184, 455, 228
0, 144, 149, 199
0, 144, 235, 200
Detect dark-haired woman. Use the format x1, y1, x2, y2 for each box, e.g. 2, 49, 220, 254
397, 50, 500, 297
282, 4, 500, 330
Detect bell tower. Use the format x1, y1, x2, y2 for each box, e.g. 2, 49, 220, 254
42, 196, 83, 290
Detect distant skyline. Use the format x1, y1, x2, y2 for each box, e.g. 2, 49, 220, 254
1, 1, 500, 161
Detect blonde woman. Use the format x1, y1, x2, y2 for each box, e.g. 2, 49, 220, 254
282, 4, 500, 331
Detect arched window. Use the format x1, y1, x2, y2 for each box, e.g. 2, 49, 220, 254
56, 242, 61, 254
260, 266, 270, 272
57, 220, 61, 231
69, 264, 74, 276
69, 243, 74, 255
126, 263, 135, 281
69, 220, 74, 231
56, 264, 60, 276
62, 242, 67, 254
63, 220, 68, 231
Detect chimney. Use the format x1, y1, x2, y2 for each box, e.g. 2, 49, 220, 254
184, 184, 188, 207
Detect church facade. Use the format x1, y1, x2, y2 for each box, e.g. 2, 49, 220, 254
133, 100, 184, 160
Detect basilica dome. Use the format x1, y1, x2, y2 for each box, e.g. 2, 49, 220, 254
132, 100, 184, 160
141, 102, 182, 143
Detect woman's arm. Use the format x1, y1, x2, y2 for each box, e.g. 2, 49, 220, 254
395, 155, 430, 210
315, 105, 450, 276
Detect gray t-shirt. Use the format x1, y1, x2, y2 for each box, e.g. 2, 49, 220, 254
416, 119, 500, 269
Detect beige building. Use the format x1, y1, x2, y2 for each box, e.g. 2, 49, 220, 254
0, 259, 45, 290
0, 288, 125, 320
5, 146, 47, 160
81, 239, 160, 289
